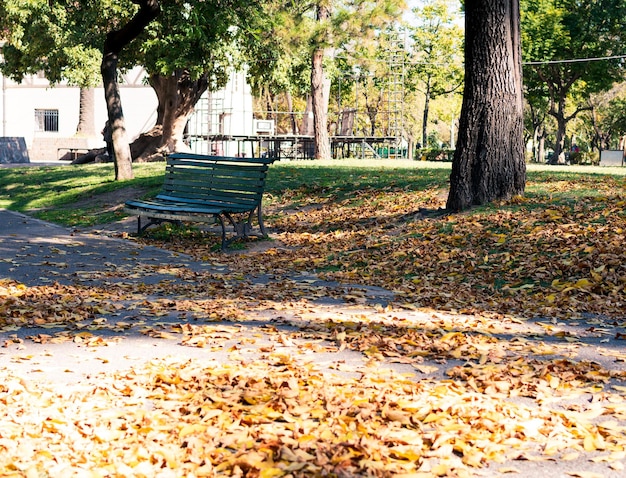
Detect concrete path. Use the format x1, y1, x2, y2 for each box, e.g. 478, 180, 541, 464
0, 209, 391, 385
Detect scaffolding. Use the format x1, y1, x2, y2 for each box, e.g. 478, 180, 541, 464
185, 39, 407, 160
331, 29, 407, 159
386, 31, 406, 157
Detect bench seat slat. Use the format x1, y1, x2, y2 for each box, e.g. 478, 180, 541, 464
153, 195, 256, 209
164, 166, 269, 178
125, 198, 245, 214
165, 161, 269, 173
163, 178, 266, 190
158, 189, 261, 201
161, 184, 264, 195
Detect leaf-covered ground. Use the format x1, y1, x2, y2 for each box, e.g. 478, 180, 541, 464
145, 173, 626, 321
1, 166, 625, 477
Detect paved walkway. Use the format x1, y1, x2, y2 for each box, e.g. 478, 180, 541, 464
0, 209, 390, 384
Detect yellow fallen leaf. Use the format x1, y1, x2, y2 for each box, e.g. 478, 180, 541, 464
497, 467, 521, 474
561, 452, 580, 461
574, 278, 593, 289
259, 468, 285, 478
414, 364, 439, 374
179, 423, 208, 438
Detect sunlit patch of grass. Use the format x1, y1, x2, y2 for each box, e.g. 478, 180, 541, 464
0, 163, 165, 212
34, 208, 127, 227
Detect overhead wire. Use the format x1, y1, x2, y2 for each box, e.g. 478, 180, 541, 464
523, 54, 626, 65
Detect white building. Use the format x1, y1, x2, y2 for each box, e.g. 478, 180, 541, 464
0, 66, 254, 162
0, 67, 157, 161
187, 69, 255, 157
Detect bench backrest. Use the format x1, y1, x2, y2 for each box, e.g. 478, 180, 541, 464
157, 153, 274, 211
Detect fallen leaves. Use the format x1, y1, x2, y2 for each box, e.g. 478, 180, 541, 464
0, 279, 115, 328
1, 170, 626, 475
149, 175, 625, 321
1, 355, 624, 477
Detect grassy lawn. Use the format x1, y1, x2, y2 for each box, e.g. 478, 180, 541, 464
1, 159, 624, 226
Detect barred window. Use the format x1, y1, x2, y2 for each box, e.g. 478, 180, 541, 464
34, 109, 59, 132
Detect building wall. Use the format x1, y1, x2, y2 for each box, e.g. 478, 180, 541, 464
0, 67, 254, 161
0, 67, 158, 161
187, 69, 254, 157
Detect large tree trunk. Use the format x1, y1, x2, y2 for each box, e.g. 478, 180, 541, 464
130, 71, 209, 161
101, 0, 160, 180
76, 87, 96, 137
537, 128, 546, 163
301, 95, 313, 135
311, 4, 332, 160
551, 107, 568, 164
407, 136, 415, 160
363, 93, 379, 136
101, 54, 132, 179
447, 0, 525, 212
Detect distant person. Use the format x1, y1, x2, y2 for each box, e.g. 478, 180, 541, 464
102, 121, 115, 161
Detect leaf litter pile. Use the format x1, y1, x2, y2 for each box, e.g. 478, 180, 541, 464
1, 169, 626, 476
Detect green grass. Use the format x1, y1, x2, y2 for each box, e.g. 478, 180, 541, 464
0, 159, 624, 227
0, 163, 165, 225
0, 163, 165, 210
264, 159, 449, 206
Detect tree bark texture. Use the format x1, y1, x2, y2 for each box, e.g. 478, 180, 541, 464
446, 0, 525, 212
133, 70, 209, 160
101, 0, 160, 180
422, 81, 431, 147
551, 110, 567, 163
311, 4, 332, 160
76, 88, 96, 137
285, 91, 298, 134
301, 95, 313, 136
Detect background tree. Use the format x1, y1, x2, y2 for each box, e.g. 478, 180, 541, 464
447, 0, 525, 212
408, 0, 463, 148
585, 83, 626, 155
136, 0, 268, 161
523, 81, 551, 163
265, 0, 406, 159
245, 2, 312, 135
521, 0, 626, 163
0, 1, 106, 137
0, 0, 269, 176
332, 28, 406, 139
0, 0, 153, 178
101, 0, 160, 180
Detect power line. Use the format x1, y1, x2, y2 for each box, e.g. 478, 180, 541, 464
523, 54, 626, 65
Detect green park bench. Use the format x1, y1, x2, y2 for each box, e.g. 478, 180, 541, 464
124, 153, 275, 250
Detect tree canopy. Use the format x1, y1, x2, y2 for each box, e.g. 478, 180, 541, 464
521, 0, 626, 162
0, 0, 272, 177
408, 0, 463, 148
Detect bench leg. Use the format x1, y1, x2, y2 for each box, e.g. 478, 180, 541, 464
137, 216, 160, 235
216, 215, 228, 251
136, 216, 182, 236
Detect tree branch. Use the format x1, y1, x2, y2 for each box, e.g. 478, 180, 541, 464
104, 0, 160, 56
